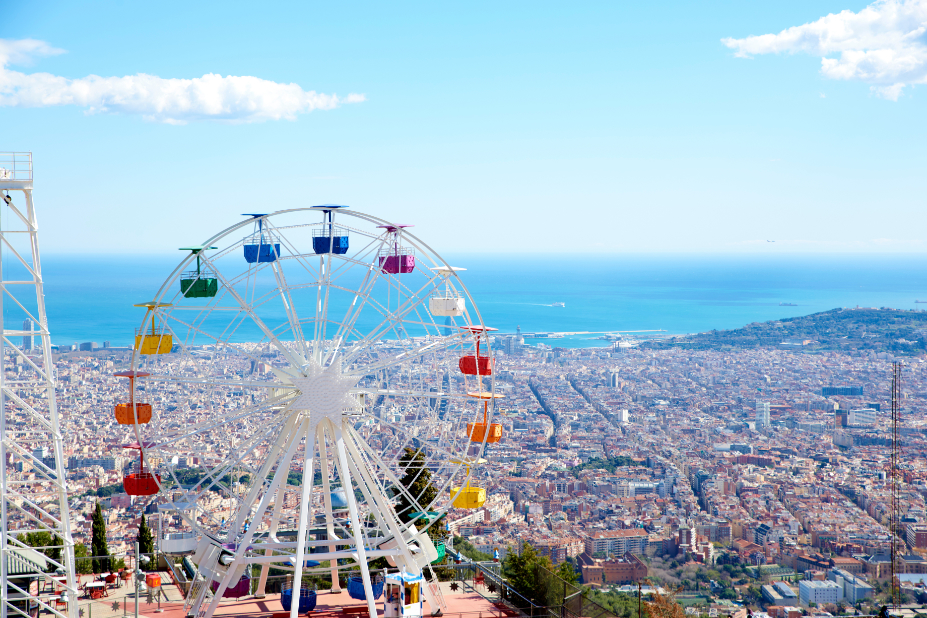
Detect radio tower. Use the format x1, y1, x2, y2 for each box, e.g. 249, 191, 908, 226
890, 361, 902, 612
0, 153, 77, 618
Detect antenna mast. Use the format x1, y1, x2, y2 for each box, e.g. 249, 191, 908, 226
890, 361, 901, 612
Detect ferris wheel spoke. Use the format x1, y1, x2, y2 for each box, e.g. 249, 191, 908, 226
143, 392, 293, 449
270, 257, 312, 361
181, 414, 291, 508
199, 253, 306, 368
345, 274, 447, 359
323, 261, 385, 365
143, 374, 287, 389
355, 386, 475, 403
355, 335, 464, 375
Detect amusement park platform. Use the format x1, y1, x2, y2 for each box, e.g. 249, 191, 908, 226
81, 578, 512, 618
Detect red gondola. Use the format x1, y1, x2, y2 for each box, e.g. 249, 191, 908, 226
122, 442, 160, 496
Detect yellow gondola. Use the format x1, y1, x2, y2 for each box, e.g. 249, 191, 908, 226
133, 302, 173, 354
449, 458, 487, 509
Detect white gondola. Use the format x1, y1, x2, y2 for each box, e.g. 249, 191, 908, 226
428, 266, 466, 316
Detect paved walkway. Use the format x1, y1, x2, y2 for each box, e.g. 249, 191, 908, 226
75, 578, 512, 618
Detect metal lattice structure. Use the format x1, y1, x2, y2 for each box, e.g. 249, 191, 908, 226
0, 153, 77, 618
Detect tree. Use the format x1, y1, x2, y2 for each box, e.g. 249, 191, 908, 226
556, 561, 578, 586
90, 502, 110, 573
644, 585, 686, 618
74, 543, 93, 575
394, 447, 445, 543
503, 542, 545, 604
395, 447, 438, 522
137, 514, 154, 570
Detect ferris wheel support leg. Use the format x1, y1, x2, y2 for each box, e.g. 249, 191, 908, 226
342, 429, 442, 615
200, 419, 308, 618
230, 412, 301, 535
254, 487, 285, 598
289, 425, 316, 618
317, 427, 342, 592
329, 421, 377, 618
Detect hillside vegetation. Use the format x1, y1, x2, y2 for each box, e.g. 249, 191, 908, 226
642, 308, 927, 355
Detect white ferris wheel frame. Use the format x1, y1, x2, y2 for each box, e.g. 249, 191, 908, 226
125, 208, 498, 618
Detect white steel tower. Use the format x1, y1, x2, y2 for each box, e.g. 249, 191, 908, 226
0, 153, 77, 618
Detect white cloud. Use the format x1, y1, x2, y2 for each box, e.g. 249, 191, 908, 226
722, 0, 927, 100
0, 38, 364, 123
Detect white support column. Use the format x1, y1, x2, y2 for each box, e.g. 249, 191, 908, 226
254, 486, 285, 597
199, 418, 308, 618
329, 421, 377, 618
342, 428, 442, 615
289, 423, 316, 618
1, 153, 78, 618
317, 425, 342, 591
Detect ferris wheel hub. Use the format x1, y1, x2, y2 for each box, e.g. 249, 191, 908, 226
287, 360, 360, 430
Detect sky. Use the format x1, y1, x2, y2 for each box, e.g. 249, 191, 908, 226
1, 0, 926, 255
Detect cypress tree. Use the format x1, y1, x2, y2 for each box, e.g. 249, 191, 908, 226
90, 502, 110, 573
137, 514, 154, 570
395, 447, 437, 523
394, 447, 446, 545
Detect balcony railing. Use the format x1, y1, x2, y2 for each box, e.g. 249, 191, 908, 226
0, 153, 33, 182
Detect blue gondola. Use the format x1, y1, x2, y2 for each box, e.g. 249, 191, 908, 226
310, 205, 350, 255
347, 575, 384, 600
281, 588, 317, 613
242, 214, 281, 263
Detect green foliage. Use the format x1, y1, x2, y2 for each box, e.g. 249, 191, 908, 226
453, 536, 493, 562
15, 532, 63, 571
503, 542, 551, 606
556, 561, 579, 585
585, 589, 642, 618
572, 455, 635, 475
137, 514, 154, 569
641, 307, 927, 355
74, 543, 93, 574
81, 482, 124, 499
90, 502, 110, 573
393, 447, 446, 545
395, 447, 438, 522
167, 467, 252, 490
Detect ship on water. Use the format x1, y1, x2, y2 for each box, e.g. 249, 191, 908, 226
551, 301, 565, 307
779, 302, 797, 306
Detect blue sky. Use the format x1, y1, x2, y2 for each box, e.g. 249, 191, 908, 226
2, 0, 925, 255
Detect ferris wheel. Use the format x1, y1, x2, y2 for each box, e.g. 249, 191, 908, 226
113, 207, 503, 618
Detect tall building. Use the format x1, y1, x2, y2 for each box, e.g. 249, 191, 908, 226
756, 401, 770, 428
848, 408, 877, 428
22, 318, 33, 350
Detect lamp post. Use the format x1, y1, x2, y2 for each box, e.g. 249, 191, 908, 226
134, 542, 150, 618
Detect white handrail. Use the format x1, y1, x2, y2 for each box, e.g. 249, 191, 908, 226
0, 152, 33, 181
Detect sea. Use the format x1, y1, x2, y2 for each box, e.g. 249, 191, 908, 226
34, 253, 927, 349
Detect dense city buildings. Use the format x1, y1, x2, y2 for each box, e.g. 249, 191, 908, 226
5, 314, 927, 610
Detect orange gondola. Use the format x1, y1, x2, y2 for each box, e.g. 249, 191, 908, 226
113, 371, 152, 425
466, 391, 504, 444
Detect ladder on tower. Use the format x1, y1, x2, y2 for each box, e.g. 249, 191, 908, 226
0, 153, 78, 618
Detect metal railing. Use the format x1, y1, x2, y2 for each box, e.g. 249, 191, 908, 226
444, 548, 617, 618
0, 152, 33, 181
